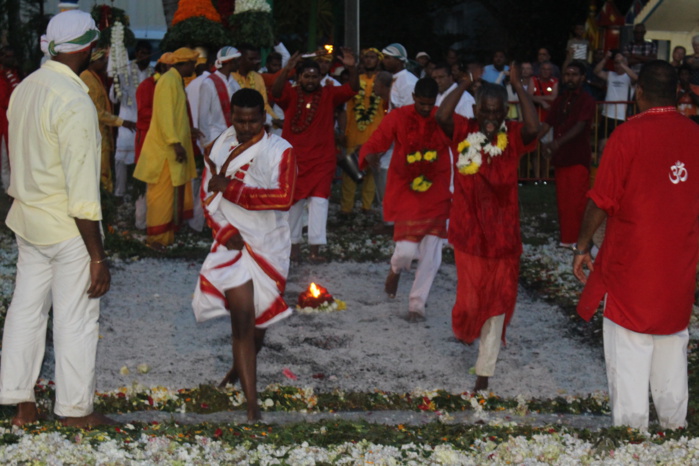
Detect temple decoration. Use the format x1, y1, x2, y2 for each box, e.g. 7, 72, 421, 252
161, 0, 231, 52
230, 0, 274, 49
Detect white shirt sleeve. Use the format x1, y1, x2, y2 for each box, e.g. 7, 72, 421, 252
274, 42, 291, 67
198, 80, 217, 146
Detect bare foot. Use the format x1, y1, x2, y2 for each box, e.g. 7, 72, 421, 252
146, 241, 167, 252
407, 312, 425, 323
474, 376, 489, 392
219, 367, 239, 388
309, 245, 327, 263
62, 412, 117, 428
12, 402, 39, 427
246, 406, 262, 422
384, 269, 400, 298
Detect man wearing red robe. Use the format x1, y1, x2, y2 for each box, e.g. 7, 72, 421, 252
538, 61, 596, 247
272, 49, 358, 262
574, 61, 699, 431
436, 65, 540, 391
360, 78, 452, 322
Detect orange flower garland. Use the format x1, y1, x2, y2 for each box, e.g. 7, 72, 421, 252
172, 0, 222, 26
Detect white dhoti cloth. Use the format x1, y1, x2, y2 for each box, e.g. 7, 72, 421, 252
475, 314, 505, 377
390, 235, 443, 315
0, 235, 99, 417
192, 128, 293, 328
603, 317, 688, 430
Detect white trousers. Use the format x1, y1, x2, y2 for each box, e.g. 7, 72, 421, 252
289, 196, 328, 245
475, 314, 505, 377
113, 158, 128, 198
391, 235, 443, 315
0, 235, 100, 417
603, 317, 688, 430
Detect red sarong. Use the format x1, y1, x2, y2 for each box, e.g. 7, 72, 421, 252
554, 164, 589, 244
452, 249, 519, 344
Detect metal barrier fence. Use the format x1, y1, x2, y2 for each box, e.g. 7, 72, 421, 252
509, 100, 637, 181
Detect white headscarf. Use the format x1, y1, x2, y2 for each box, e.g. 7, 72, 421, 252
381, 43, 408, 63
215, 46, 241, 69
40, 10, 100, 57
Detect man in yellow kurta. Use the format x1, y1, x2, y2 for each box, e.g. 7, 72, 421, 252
340, 48, 387, 214
133, 47, 199, 248
232, 44, 279, 122
80, 48, 136, 192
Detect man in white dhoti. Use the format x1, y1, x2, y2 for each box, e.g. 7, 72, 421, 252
0, 10, 112, 428
192, 88, 296, 421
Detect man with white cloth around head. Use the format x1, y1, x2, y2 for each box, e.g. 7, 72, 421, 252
198, 46, 242, 147
0, 10, 113, 428
192, 88, 296, 421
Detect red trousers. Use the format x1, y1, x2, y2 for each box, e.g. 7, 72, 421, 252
554, 164, 589, 244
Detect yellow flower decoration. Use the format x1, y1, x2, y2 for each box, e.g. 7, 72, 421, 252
410, 175, 432, 192
497, 132, 508, 151
458, 162, 479, 175
457, 140, 470, 154
406, 151, 422, 164
422, 150, 437, 162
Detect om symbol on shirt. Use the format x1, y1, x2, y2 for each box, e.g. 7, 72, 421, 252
669, 161, 688, 185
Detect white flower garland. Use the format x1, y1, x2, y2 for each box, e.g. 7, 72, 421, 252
234, 0, 272, 14
456, 121, 508, 175
107, 21, 132, 105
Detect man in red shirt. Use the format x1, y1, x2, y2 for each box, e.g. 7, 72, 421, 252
359, 78, 452, 322
436, 67, 539, 391
538, 61, 596, 247
574, 61, 699, 430
272, 50, 358, 262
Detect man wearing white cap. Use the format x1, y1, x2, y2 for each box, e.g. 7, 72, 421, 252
0, 10, 113, 428
381, 43, 417, 110
198, 46, 242, 146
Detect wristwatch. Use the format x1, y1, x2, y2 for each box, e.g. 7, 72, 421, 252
572, 243, 590, 255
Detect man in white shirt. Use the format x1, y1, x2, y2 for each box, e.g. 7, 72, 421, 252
110, 40, 153, 198
198, 46, 242, 146
186, 52, 212, 134
381, 43, 418, 109
432, 62, 475, 118
594, 51, 638, 151
0, 10, 112, 428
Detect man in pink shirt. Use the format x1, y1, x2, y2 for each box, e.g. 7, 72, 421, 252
573, 60, 699, 431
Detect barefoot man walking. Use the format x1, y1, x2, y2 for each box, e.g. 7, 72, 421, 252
193, 89, 296, 421
0, 10, 113, 427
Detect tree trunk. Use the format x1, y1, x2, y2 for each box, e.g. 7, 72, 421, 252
162, 0, 179, 28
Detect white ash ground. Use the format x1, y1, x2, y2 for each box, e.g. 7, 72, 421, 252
73, 257, 609, 399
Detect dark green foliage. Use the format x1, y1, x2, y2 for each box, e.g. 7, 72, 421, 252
160, 16, 233, 52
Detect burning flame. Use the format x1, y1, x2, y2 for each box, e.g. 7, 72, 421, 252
309, 282, 321, 298
324, 44, 333, 55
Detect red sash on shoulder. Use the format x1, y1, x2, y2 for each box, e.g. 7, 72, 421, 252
208, 73, 232, 127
